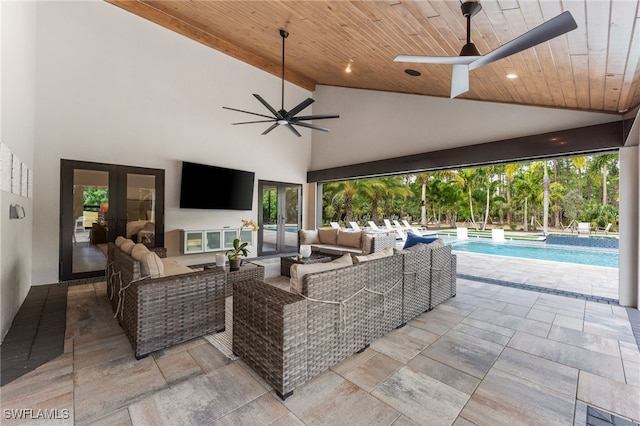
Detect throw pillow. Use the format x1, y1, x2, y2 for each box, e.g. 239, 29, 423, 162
318, 228, 338, 245
361, 233, 373, 254
337, 230, 362, 248
141, 251, 164, 278
130, 243, 150, 261
353, 247, 394, 263
120, 239, 135, 254
115, 236, 126, 247
403, 232, 439, 250
290, 253, 353, 293
299, 229, 319, 245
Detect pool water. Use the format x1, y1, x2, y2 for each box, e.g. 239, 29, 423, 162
441, 236, 619, 268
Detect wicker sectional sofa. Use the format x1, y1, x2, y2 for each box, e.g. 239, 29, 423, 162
299, 228, 396, 256
106, 240, 227, 359
233, 241, 456, 399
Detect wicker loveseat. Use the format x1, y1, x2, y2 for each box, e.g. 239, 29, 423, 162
233, 241, 456, 399
106, 240, 227, 359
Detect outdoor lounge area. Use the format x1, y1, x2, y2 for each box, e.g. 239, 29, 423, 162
1, 254, 639, 425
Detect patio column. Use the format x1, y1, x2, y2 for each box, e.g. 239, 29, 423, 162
619, 145, 639, 308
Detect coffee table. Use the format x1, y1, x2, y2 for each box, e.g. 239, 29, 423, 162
204, 262, 264, 297
280, 253, 336, 277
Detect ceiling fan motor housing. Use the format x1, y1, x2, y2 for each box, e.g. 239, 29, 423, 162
461, 1, 482, 18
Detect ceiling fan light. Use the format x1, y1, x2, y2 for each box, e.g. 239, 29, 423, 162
277, 119, 288, 125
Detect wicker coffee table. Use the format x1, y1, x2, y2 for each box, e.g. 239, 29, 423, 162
280, 253, 336, 277
204, 262, 265, 297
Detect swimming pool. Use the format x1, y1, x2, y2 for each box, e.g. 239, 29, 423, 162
263, 224, 299, 233
440, 236, 619, 268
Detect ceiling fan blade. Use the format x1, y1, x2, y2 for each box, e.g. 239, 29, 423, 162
261, 123, 280, 135
231, 119, 277, 125
253, 94, 283, 119
222, 106, 274, 120
470, 11, 577, 70
292, 121, 331, 132
292, 114, 340, 121
285, 123, 302, 137
450, 64, 470, 98
286, 98, 315, 118
394, 55, 479, 65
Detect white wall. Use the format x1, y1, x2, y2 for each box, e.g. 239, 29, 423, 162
311, 85, 622, 171
31, 0, 313, 284
1, 1, 37, 340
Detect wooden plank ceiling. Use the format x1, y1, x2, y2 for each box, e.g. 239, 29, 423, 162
107, 0, 640, 114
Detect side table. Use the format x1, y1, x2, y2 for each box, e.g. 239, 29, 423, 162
280, 253, 336, 278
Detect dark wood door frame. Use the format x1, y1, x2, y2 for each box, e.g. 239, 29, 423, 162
59, 159, 165, 282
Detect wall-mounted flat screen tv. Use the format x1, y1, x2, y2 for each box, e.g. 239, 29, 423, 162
179, 161, 255, 210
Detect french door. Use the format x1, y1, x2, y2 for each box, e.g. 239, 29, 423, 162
258, 180, 301, 256
60, 160, 164, 281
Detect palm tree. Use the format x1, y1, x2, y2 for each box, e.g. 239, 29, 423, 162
571, 156, 586, 197
324, 180, 360, 223
457, 168, 481, 230
542, 161, 549, 235
504, 163, 520, 227
589, 153, 618, 206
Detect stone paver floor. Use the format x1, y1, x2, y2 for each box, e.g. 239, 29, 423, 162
1, 273, 638, 425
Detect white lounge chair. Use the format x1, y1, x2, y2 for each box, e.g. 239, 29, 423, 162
366, 221, 389, 234
349, 221, 362, 232
394, 225, 407, 242
577, 222, 590, 235
384, 219, 394, 230
456, 227, 469, 240
330, 222, 341, 230
595, 223, 612, 234
492, 228, 506, 242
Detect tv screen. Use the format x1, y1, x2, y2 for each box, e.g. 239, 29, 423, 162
180, 161, 255, 210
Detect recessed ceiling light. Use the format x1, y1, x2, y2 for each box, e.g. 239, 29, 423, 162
405, 69, 421, 77
506, 73, 518, 79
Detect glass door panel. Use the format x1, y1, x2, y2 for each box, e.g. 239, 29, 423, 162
260, 184, 278, 255
125, 173, 156, 245
71, 169, 109, 274
283, 186, 300, 253
258, 181, 301, 256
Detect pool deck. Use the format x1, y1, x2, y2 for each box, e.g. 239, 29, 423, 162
453, 251, 619, 301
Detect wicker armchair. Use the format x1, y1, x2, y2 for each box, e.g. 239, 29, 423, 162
108, 242, 226, 359
233, 255, 404, 399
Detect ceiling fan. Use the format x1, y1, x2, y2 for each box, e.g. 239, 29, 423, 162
223, 29, 339, 137
394, 1, 577, 99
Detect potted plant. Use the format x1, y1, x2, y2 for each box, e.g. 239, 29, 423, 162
227, 238, 249, 271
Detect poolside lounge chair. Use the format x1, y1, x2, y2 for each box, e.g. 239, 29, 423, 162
595, 223, 612, 234
492, 228, 506, 242
330, 222, 341, 230
456, 227, 469, 240
349, 221, 362, 232
384, 219, 394, 231
367, 221, 391, 234
577, 222, 590, 235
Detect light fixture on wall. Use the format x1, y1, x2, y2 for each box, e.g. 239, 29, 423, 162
9, 204, 26, 219
222, 29, 340, 137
